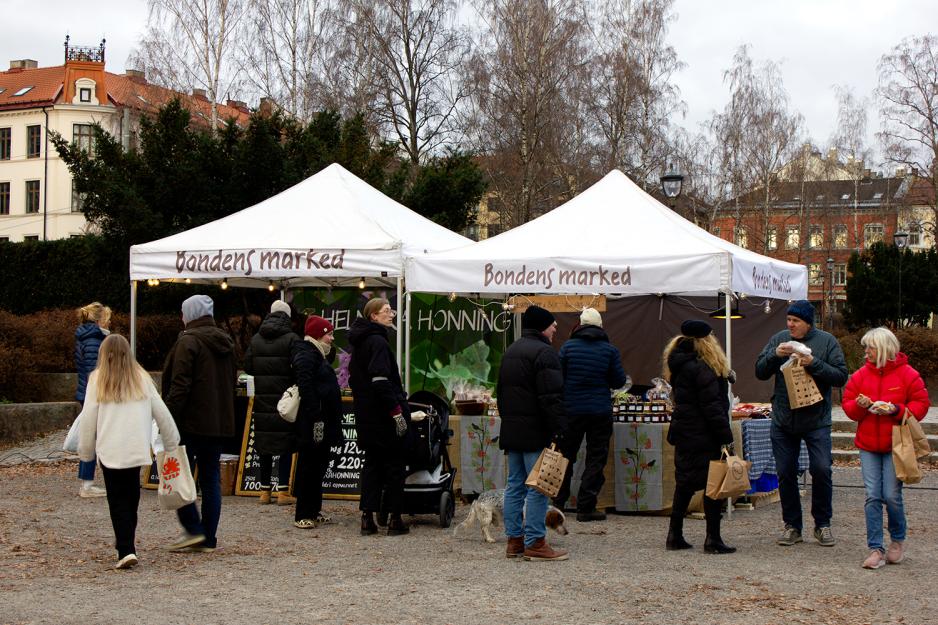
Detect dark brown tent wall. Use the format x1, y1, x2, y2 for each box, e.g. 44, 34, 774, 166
552, 295, 790, 402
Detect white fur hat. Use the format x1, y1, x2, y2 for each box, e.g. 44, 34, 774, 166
580, 307, 602, 328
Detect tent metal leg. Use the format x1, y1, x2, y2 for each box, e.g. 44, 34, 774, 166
395, 277, 403, 373
404, 291, 412, 394
130, 280, 137, 358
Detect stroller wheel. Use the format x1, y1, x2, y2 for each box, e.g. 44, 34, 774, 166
376, 511, 389, 527
439, 491, 455, 528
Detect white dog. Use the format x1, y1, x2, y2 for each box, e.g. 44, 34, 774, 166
453, 489, 569, 543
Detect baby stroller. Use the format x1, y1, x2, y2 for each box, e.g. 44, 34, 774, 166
387, 390, 457, 528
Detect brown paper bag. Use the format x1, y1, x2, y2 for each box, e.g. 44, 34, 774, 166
706, 448, 752, 499
525, 443, 569, 498
781, 359, 823, 409
706, 457, 728, 499
892, 410, 929, 484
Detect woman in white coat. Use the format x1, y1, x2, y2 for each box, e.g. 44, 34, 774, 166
78, 334, 180, 569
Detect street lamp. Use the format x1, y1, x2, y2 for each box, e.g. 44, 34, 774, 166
660, 163, 684, 209
826, 257, 834, 329
894, 231, 909, 326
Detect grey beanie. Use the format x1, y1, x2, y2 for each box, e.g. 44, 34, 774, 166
181, 294, 214, 324
270, 300, 291, 316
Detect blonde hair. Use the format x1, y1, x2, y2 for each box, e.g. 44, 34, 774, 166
94, 334, 148, 403
363, 297, 390, 321
860, 327, 900, 368
78, 302, 108, 325
661, 334, 731, 381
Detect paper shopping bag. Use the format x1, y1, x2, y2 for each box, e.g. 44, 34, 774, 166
705, 457, 728, 500
780, 359, 823, 409
892, 410, 928, 484
717, 452, 752, 499
525, 443, 569, 498
157, 445, 197, 510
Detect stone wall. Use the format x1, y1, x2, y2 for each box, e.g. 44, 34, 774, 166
0, 402, 79, 444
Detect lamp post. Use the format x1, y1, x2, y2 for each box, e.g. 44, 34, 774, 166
894, 230, 909, 326
660, 163, 684, 212
826, 257, 834, 329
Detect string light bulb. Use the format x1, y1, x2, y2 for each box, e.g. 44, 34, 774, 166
220, 278, 228, 290
184, 278, 192, 284
268, 281, 276, 292
764, 300, 772, 314
358, 277, 366, 289
147, 279, 159, 287
448, 292, 457, 302
501, 302, 515, 311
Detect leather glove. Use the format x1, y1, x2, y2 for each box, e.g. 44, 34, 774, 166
313, 421, 325, 444
393, 414, 408, 437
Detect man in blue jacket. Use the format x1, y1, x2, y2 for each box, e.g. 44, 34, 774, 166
755, 300, 848, 548
554, 308, 627, 521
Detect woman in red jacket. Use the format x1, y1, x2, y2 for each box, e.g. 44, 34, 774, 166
842, 327, 929, 570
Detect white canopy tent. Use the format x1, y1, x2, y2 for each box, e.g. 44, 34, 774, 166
128, 163, 472, 361
403, 169, 808, 372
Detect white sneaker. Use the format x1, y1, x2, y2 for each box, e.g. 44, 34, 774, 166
116, 553, 138, 570
167, 532, 206, 551
79, 485, 107, 498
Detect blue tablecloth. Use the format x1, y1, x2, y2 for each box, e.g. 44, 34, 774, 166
741, 418, 809, 480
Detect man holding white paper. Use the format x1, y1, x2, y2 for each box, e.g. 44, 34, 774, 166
755, 300, 848, 548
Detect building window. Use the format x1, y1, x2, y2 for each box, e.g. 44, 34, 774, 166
25, 180, 40, 213
809, 225, 823, 248
786, 225, 800, 249
808, 263, 822, 285
71, 182, 85, 213
73, 124, 95, 154
23, 235, 40, 241
0, 127, 10, 160
79, 88, 91, 102
833, 263, 847, 286
766, 225, 778, 250
908, 223, 922, 247
0, 236, 9, 242
735, 227, 748, 249
27, 125, 41, 158
864, 223, 884, 247
0, 182, 9, 215
833, 224, 848, 248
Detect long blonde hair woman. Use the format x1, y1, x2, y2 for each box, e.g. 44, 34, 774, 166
661, 319, 736, 554
77, 334, 180, 570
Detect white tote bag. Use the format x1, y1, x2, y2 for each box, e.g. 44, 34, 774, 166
157, 445, 197, 510
62, 414, 82, 453
277, 385, 300, 423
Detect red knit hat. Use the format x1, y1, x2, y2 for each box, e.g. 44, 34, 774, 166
304, 315, 334, 339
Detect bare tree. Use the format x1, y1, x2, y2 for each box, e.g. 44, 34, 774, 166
339, 0, 471, 165
708, 46, 803, 255
586, 0, 685, 188
240, 0, 343, 122
877, 34, 938, 243
467, 0, 589, 229
132, 0, 247, 131
830, 85, 873, 251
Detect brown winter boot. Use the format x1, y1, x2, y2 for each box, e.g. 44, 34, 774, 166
277, 491, 297, 506
506, 536, 525, 558
258, 489, 271, 505
523, 538, 568, 561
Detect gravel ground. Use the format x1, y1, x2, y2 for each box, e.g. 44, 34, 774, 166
1, 457, 937, 625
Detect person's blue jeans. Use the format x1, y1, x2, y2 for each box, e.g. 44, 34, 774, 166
770, 424, 832, 532
504, 450, 549, 548
78, 458, 96, 481
176, 435, 223, 548
859, 449, 905, 552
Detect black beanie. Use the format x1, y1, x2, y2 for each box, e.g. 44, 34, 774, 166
681, 319, 712, 338
522, 305, 555, 332
787, 300, 815, 326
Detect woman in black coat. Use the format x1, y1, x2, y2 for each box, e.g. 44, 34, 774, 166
662, 319, 736, 554
290, 316, 343, 528
243, 301, 300, 505
348, 297, 411, 536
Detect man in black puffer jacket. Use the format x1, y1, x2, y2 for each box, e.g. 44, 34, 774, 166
497, 305, 567, 561
554, 308, 627, 521
244, 300, 300, 505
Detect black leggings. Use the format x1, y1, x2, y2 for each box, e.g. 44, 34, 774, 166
100, 464, 141, 559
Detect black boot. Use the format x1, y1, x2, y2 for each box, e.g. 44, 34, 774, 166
666, 486, 694, 550
361, 512, 378, 536
703, 496, 736, 554
387, 513, 410, 536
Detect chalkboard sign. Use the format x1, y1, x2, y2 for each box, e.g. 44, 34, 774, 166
235, 397, 297, 496
322, 397, 362, 500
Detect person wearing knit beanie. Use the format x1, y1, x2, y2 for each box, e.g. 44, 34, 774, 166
270, 300, 291, 316
304, 316, 334, 341
579, 307, 602, 328
680, 319, 712, 338
786, 300, 815, 327
521, 305, 556, 333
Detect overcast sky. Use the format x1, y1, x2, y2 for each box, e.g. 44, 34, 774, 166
3, 0, 936, 163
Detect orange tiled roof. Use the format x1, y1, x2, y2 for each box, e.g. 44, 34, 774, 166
0, 63, 251, 127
